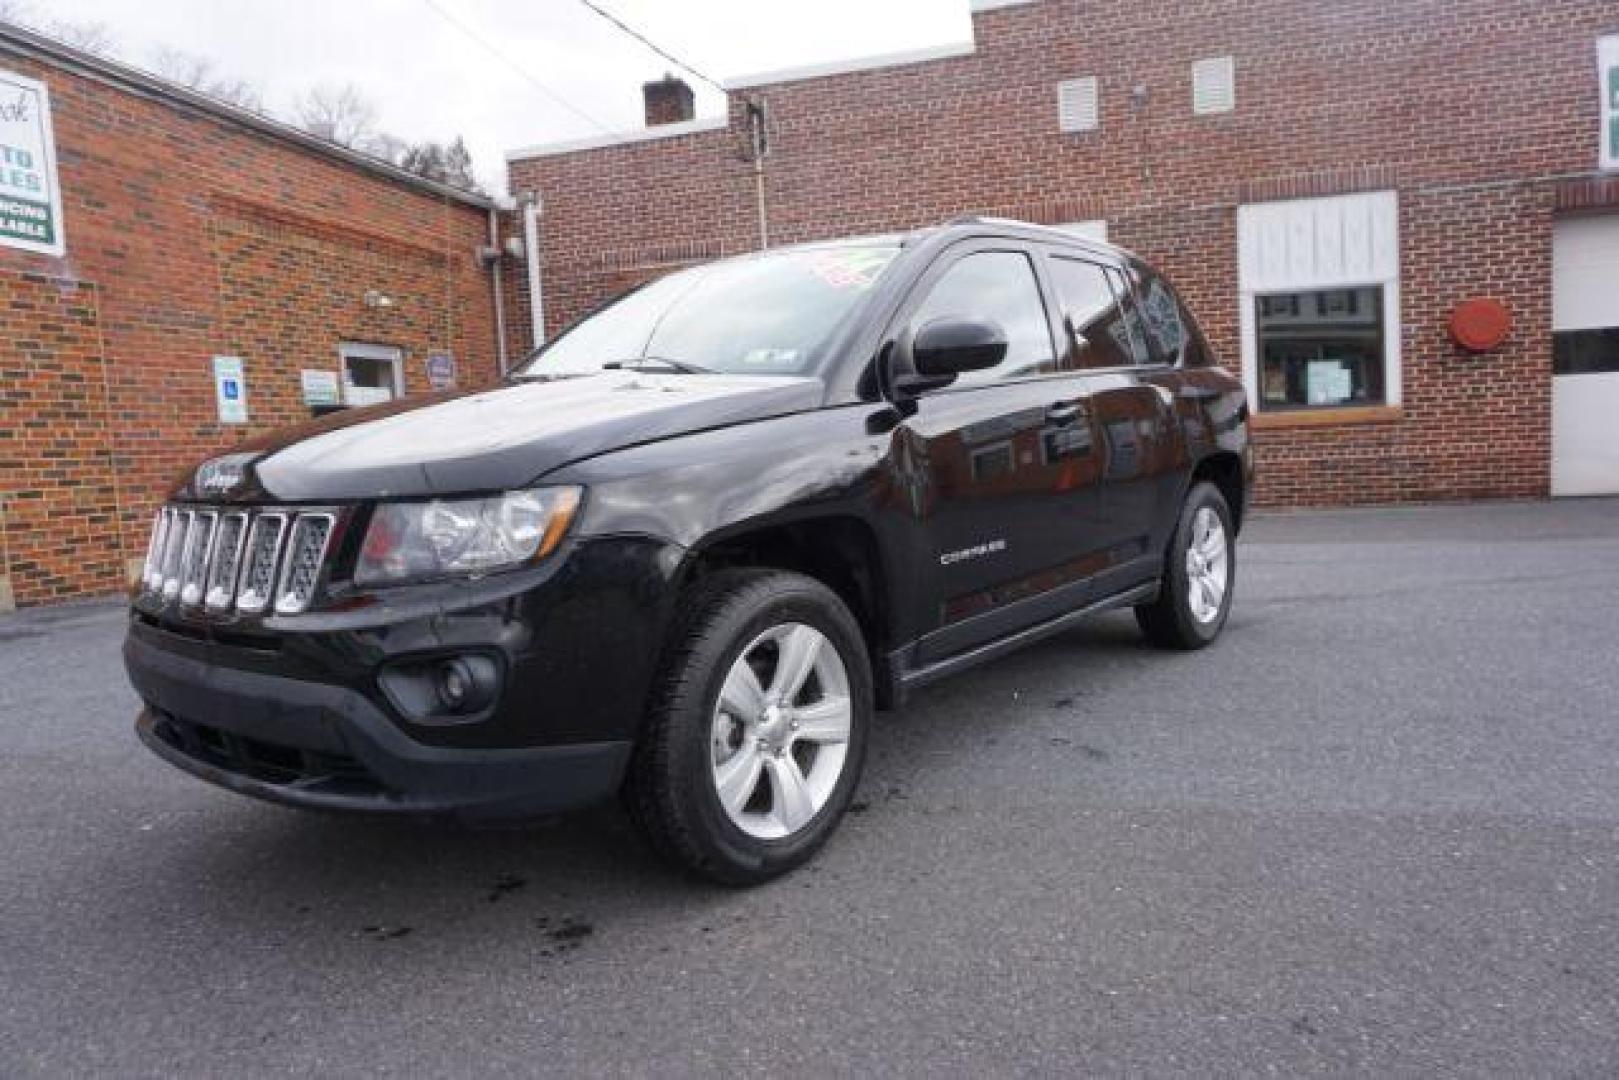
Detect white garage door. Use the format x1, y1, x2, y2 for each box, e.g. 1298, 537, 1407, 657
1552, 216, 1619, 496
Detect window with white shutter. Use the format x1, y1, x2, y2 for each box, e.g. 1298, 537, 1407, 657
1191, 56, 1235, 115
1056, 77, 1099, 133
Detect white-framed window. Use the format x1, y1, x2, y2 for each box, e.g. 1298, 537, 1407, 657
1237, 190, 1401, 412
339, 342, 404, 406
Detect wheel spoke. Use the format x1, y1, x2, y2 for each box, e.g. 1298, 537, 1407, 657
792, 697, 851, 745
770, 625, 823, 704
764, 753, 816, 832
719, 660, 766, 721
1202, 529, 1226, 564
714, 745, 764, 816
1204, 570, 1226, 607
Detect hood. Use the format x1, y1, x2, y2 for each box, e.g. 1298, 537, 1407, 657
177, 372, 823, 502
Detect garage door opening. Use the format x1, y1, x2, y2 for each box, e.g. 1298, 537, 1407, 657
1552, 216, 1619, 496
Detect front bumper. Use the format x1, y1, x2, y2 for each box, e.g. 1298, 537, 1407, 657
126, 628, 630, 822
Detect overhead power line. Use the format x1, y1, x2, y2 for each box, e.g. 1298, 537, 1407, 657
420, 0, 616, 135
577, 0, 727, 94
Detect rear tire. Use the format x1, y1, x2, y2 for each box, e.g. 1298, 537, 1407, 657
1135, 481, 1235, 650
624, 569, 872, 886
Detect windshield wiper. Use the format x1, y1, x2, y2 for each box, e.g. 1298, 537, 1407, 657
602, 357, 715, 375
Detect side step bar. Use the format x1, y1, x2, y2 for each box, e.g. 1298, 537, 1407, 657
887, 580, 1159, 706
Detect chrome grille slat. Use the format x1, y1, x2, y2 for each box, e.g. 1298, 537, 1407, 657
236, 513, 289, 614
179, 511, 217, 607
160, 510, 193, 602
275, 514, 335, 614
142, 509, 171, 591
204, 512, 249, 611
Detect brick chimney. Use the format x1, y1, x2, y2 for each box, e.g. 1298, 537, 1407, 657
643, 74, 695, 127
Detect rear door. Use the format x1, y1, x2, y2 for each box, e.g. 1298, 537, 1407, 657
1043, 250, 1181, 593
889, 241, 1109, 664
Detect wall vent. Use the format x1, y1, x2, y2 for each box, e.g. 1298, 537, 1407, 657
1192, 56, 1235, 115
1056, 77, 1100, 133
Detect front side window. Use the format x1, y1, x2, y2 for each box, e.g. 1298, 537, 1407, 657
1256, 286, 1386, 410
516, 244, 898, 378
910, 250, 1056, 384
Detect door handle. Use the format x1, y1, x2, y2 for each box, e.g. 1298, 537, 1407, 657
1046, 402, 1084, 425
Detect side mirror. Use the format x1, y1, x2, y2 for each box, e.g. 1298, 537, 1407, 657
912, 317, 1008, 377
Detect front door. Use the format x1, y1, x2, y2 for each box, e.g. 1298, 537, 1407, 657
888, 243, 1108, 664
1552, 215, 1619, 496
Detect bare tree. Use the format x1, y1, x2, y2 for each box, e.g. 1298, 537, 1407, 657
53, 19, 116, 55
149, 46, 262, 111
294, 83, 379, 148
397, 136, 483, 194
0, 2, 118, 56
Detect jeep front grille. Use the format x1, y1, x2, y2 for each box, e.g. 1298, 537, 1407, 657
139, 506, 338, 615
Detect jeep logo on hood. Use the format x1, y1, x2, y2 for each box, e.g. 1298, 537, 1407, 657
194, 453, 255, 497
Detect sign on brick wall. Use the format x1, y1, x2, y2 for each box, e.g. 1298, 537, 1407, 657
0, 68, 64, 257
1602, 36, 1619, 172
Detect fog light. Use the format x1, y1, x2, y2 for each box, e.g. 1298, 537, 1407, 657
435, 656, 497, 714
378, 653, 501, 724
438, 659, 472, 710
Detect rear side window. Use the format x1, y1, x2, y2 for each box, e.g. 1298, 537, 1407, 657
910, 251, 1057, 384
1046, 256, 1145, 369
1132, 268, 1205, 365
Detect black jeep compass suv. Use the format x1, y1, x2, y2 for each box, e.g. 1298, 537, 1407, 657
126, 217, 1252, 884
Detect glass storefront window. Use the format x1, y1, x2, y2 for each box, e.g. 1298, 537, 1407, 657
1256, 286, 1385, 410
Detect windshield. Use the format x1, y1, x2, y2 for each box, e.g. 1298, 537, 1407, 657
514, 244, 899, 378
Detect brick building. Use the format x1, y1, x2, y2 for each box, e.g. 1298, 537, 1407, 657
6, 2, 1619, 610
506, 0, 1619, 511
0, 24, 510, 610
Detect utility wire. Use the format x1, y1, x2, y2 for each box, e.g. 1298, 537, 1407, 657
577, 0, 727, 94
420, 0, 617, 134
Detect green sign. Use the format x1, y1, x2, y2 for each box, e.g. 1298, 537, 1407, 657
0, 69, 63, 257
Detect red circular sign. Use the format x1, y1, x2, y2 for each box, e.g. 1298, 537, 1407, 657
1450, 298, 1512, 352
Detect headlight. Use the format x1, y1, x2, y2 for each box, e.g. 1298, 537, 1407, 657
356, 487, 582, 585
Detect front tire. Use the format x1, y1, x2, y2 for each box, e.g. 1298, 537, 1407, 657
624, 569, 872, 886
1135, 481, 1235, 650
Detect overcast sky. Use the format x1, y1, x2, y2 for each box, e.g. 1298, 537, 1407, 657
43, 0, 974, 191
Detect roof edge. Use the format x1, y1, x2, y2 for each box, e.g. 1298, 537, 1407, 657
0, 20, 493, 209
723, 39, 976, 92
506, 115, 728, 163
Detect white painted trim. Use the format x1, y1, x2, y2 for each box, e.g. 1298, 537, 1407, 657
1599, 35, 1618, 171
723, 40, 976, 91
506, 115, 727, 162
1237, 191, 1402, 411
970, 0, 1039, 10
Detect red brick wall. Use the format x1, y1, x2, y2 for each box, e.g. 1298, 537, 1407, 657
510, 0, 1619, 508
0, 272, 124, 606
0, 46, 501, 606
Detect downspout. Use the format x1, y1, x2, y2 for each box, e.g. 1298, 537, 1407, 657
487, 204, 509, 375
746, 99, 769, 250
522, 192, 545, 349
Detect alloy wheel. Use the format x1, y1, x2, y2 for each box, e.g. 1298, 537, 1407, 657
709, 623, 852, 840
1184, 506, 1229, 624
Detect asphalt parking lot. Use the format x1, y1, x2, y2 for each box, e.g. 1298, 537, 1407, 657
4, 498, 1618, 1076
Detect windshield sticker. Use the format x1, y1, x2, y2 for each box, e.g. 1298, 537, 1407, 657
805, 248, 894, 291
740, 347, 801, 366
